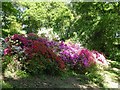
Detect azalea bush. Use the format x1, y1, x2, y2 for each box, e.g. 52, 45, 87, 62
46, 40, 108, 73
2, 33, 108, 75
2, 33, 65, 75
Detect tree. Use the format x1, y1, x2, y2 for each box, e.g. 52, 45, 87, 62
2, 2, 24, 37
20, 2, 74, 38
69, 2, 120, 61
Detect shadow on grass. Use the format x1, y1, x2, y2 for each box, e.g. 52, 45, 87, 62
2, 73, 103, 89
1, 65, 108, 89
107, 60, 120, 80
110, 61, 120, 69
104, 62, 120, 89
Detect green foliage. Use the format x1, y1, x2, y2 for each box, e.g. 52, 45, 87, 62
24, 56, 45, 75
3, 2, 120, 62
24, 55, 61, 76
85, 64, 108, 88
2, 81, 13, 88
2, 2, 26, 37
20, 2, 74, 37
86, 71, 105, 88
2, 15, 23, 35
1, 2, 120, 88
2, 56, 23, 74
16, 70, 30, 78
2, 56, 13, 73
2, 55, 62, 76
69, 2, 120, 61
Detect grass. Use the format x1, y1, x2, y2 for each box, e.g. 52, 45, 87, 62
1, 60, 120, 89
1, 80, 13, 88
102, 60, 120, 88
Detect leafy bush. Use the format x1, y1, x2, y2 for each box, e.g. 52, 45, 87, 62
2, 56, 13, 73
2, 33, 65, 75
44, 39, 108, 73
2, 33, 108, 75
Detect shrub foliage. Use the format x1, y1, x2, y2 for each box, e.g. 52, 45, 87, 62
2, 33, 108, 75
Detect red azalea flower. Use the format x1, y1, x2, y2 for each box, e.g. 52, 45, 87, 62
78, 49, 95, 67
56, 56, 65, 69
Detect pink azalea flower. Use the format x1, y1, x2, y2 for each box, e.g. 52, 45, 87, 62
4, 48, 11, 55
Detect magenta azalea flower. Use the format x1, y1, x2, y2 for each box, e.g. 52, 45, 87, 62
4, 48, 11, 55
78, 49, 95, 67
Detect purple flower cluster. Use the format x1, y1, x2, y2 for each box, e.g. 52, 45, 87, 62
46, 40, 108, 68
59, 41, 80, 65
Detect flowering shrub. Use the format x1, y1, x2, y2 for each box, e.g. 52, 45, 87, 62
3, 33, 108, 75
46, 40, 108, 71
27, 33, 39, 40
3, 34, 65, 75
37, 28, 60, 41
59, 41, 80, 66
92, 50, 108, 66
4, 47, 11, 55
78, 49, 96, 68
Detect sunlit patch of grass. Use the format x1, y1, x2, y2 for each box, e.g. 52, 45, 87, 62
16, 70, 30, 79
102, 71, 119, 88
2, 80, 13, 88
100, 60, 120, 88
86, 70, 106, 88
108, 60, 120, 69
106, 70, 119, 81
4, 69, 30, 79
106, 60, 120, 81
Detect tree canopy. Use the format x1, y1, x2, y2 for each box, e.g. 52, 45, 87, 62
2, 2, 120, 61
